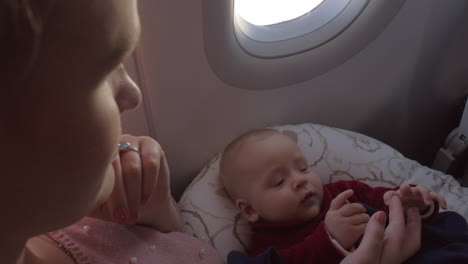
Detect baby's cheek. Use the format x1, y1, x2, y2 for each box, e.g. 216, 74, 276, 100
264, 197, 292, 219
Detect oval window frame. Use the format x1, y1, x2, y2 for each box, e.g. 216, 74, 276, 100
202, 0, 407, 90
235, 0, 368, 58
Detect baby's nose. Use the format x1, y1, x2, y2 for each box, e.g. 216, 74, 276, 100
293, 175, 307, 190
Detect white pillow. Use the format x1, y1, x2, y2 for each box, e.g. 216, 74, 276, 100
178, 123, 468, 261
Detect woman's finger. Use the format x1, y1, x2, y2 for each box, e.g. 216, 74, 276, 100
139, 137, 160, 205
152, 153, 172, 199
330, 190, 354, 210
386, 195, 405, 236
400, 207, 421, 261
381, 196, 405, 264
107, 154, 129, 224
354, 222, 369, 235
348, 211, 386, 264
120, 142, 143, 224
361, 211, 386, 246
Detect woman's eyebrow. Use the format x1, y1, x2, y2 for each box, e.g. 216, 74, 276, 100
114, 38, 139, 64
110, 23, 141, 65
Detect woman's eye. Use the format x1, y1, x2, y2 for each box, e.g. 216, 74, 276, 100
274, 179, 284, 186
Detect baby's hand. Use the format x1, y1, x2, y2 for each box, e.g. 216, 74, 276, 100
325, 190, 370, 250
383, 185, 448, 215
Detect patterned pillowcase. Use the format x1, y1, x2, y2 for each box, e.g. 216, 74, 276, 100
178, 123, 468, 261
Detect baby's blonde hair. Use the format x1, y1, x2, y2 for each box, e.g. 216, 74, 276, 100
220, 128, 281, 202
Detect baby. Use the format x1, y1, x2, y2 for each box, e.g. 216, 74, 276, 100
220, 128, 455, 264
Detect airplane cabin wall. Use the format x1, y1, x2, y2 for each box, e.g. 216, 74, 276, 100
122, 0, 468, 199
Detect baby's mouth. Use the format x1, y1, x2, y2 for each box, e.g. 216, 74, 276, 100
302, 191, 314, 203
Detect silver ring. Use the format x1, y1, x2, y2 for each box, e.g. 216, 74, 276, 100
118, 141, 141, 155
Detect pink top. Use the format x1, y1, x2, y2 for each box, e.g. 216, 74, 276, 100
47, 217, 224, 264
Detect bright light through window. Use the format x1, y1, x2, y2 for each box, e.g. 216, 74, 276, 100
235, 0, 326, 26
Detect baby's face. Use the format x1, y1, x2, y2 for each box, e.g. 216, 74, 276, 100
235, 133, 323, 223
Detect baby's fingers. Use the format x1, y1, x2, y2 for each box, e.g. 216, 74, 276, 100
399, 184, 414, 198
340, 203, 366, 217
348, 212, 370, 225
383, 191, 396, 205
330, 190, 354, 210
414, 186, 432, 206
430, 192, 448, 209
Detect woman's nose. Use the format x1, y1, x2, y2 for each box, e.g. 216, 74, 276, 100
115, 65, 142, 113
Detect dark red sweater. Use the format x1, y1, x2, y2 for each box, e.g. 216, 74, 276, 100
249, 180, 438, 264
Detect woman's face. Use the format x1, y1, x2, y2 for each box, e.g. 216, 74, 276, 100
1, 0, 141, 236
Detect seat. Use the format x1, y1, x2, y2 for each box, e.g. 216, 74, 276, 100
178, 123, 468, 260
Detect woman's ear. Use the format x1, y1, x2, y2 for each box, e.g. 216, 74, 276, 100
236, 199, 259, 222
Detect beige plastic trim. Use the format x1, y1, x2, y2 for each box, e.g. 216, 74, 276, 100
203, 0, 406, 90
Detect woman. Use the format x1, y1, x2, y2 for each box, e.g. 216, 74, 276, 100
0, 1, 420, 263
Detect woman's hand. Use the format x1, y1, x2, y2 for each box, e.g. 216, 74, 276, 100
379, 196, 421, 263
106, 134, 161, 224
91, 134, 182, 231
340, 196, 422, 264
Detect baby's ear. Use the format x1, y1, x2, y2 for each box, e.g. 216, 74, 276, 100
236, 199, 259, 222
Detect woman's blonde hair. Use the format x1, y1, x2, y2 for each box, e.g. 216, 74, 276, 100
1, 0, 47, 86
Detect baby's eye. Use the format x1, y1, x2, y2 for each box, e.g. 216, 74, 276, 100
300, 167, 309, 172
274, 179, 284, 187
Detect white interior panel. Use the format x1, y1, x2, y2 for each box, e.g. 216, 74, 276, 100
129, 0, 468, 199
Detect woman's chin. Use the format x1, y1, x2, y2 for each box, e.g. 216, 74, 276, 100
94, 166, 115, 209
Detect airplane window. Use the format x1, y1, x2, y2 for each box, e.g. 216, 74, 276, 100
233, 0, 368, 57
202, 0, 406, 89
235, 0, 325, 26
